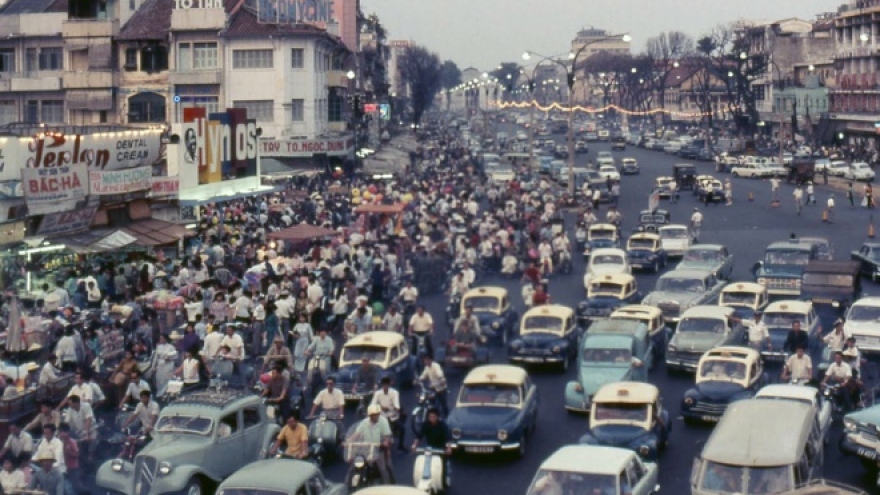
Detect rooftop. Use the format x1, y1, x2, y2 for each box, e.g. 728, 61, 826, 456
117, 0, 173, 41
0, 0, 66, 15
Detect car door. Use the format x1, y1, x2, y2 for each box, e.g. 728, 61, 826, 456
522, 378, 539, 428
626, 456, 657, 495
857, 245, 872, 275
241, 406, 263, 461
214, 410, 245, 475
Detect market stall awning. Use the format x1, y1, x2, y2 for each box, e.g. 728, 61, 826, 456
354, 203, 406, 214
122, 219, 187, 247
267, 223, 338, 242
62, 230, 138, 253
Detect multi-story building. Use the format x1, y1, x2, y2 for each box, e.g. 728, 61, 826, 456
388, 39, 412, 98
570, 28, 630, 104
116, 0, 173, 125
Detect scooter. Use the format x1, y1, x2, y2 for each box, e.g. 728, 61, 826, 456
445, 295, 462, 327
413, 447, 448, 494
306, 413, 340, 466
411, 384, 439, 436
344, 428, 383, 490
306, 354, 332, 399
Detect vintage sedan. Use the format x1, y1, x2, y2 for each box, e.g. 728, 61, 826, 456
844, 297, 880, 353
621, 158, 640, 174
675, 244, 734, 280
579, 382, 670, 461
335, 331, 416, 401
97, 390, 281, 495
216, 458, 344, 495
584, 223, 621, 259
680, 346, 767, 423
627, 233, 668, 273
526, 445, 659, 495
564, 320, 654, 413
460, 287, 519, 345
851, 241, 880, 282
762, 300, 822, 361
508, 305, 584, 371
658, 224, 692, 258
584, 248, 631, 288
695, 178, 726, 204
654, 176, 674, 198
841, 404, 880, 470
610, 305, 671, 362
754, 240, 819, 296
447, 365, 539, 457
666, 306, 745, 373
717, 282, 769, 320
641, 269, 724, 323
577, 274, 642, 327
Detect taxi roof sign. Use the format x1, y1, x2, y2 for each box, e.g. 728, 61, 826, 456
617, 389, 629, 396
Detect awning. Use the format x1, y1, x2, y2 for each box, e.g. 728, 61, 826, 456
62, 230, 139, 254
179, 184, 283, 207
261, 157, 322, 176
122, 219, 187, 246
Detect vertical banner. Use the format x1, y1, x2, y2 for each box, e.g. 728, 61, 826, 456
209, 111, 232, 179
227, 108, 248, 171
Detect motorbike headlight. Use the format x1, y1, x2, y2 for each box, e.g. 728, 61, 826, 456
158, 462, 173, 476
832, 301, 840, 308
492, 322, 500, 329
574, 383, 584, 393
844, 419, 858, 433
451, 428, 462, 439
111, 459, 124, 472
684, 397, 694, 406
757, 278, 767, 286
354, 455, 365, 469
639, 445, 650, 456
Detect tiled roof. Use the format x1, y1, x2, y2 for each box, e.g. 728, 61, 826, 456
223, 4, 341, 42
117, 0, 173, 41
0, 0, 62, 14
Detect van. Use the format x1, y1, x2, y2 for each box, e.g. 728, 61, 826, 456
691, 400, 824, 495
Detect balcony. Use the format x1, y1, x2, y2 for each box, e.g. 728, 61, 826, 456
62, 19, 119, 38
8, 74, 62, 92
327, 70, 352, 89
63, 70, 113, 89
169, 70, 221, 86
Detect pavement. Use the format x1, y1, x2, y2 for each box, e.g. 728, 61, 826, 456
85, 129, 880, 493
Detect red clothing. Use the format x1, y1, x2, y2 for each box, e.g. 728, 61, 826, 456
523, 267, 540, 284
61, 437, 79, 470
532, 292, 550, 306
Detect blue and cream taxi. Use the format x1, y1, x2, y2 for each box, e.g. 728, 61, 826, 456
718, 282, 769, 320
579, 382, 670, 461
577, 274, 642, 327
626, 233, 668, 273
584, 223, 621, 260
610, 305, 671, 362
335, 331, 416, 401
680, 346, 767, 424
460, 287, 519, 345
526, 445, 659, 495
508, 305, 583, 371
761, 300, 822, 361
665, 305, 746, 373
564, 320, 653, 413
447, 365, 539, 457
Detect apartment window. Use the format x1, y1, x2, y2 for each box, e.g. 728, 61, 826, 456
291, 48, 304, 69
233, 49, 273, 69
291, 99, 304, 121
0, 49, 14, 73
41, 100, 64, 122
177, 96, 220, 121
124, 48, 138, 70
323, 54, 330, 72
178, 42, 217, 70
233, 100, 273, 122
0, 101, 16, 125
141, 45, 168, 72
329, 90, 343, 122
38, 47, 63, 71
25, 48, 36, 72
25, 100, 37, 123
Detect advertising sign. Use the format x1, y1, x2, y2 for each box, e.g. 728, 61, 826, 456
379, 104, 390, 121
89, 166, 152, 195
24, 131, 163, 171
36, 206, 98, 236
21, 164, 88, 214
151, 176, 180, 196
256, 0, 335, 25
0, 138, 15, 182
183, 108, 257, 185
259, 137, 354, 158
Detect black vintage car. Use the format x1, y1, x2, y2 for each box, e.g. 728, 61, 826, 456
851, 242, 880, 282
673, 163, 697, 190
786, 157, 815, 185
801, 260, 861, 319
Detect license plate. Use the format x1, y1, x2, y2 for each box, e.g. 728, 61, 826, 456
344, 394, 359, 400
857, 447, 880, 460
465, 446, 494, 453
764, 354, 786, 362
451, 356, 467, 363
701, 415, 719, 422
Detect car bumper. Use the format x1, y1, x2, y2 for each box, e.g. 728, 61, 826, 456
849, 334, 880, 353
665, 356, 699, 371
509, 353, 565, 364
450, 440, 521, 454
841, 434, 880, 462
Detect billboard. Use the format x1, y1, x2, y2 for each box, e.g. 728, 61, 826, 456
89, 166, 152, 195
259, 137, 354, 158
182, 108, 258, 185
21, 164, 89, 215
256, 0, 335, 25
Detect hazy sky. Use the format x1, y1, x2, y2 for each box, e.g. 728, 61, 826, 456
361, 0, 840, 70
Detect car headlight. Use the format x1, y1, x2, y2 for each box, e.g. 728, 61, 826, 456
684, 397, 694, 406
578, 302, 587, 311
492, 322, 500, 329
639, 445, 650, 456
844, 420, 857, 433
354, 455, 365, 468
574, 383, 584, 393
158, 462, 173, 475
552, 346, 561, 353
111, 459, 124, 472
498, 430, 508, 441
667, 345, 677, 353
757, 278, 767, 285
451, 428, 462, 439
831, 301, 840, 308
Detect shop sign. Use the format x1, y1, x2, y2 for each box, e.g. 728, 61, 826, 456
259, 137, 354, 157
36, 206, 98, 236
151, 176, 180, 195
89, 166, 152, 195
23, 130, 164, 171
21, 164, 88, 211
256, 0, 335, 25
181, 108, 257, 184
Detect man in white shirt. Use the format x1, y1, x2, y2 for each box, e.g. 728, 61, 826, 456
58, 372, 93, 409
0, 458, 25, 492
64, 395, 95, 460
409, 307, 435, 358
232, 292, 253, 323
823, 351, 854, 410
122, 390, 160, 435
781, 346, 812, 384
202, 328, 225, 361
690, 208, 703, 243
823, 319, 849, 352
371, 377, 405, 451
397, 281, 419, 307
35, 425, 65, 474
306, 277, 324, 308
38, 356, 61, 386
309, 377, 345, 420
741, 312, 770, 351
419, 356, 448, 417
0, 424, 32, 465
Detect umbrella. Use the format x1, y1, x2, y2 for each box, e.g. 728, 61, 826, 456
267, 223, 337, 242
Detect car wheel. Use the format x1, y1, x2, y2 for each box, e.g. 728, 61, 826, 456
184, 478, 202, 495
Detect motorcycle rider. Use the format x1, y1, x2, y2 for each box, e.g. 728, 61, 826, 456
409, 306, 435, 359
823, 319, 848, 352
371, 376, 405, 451
269, 414, 308, 458
411, 408, 452, 488
451, 320, 479, 354
781, 346, 813, 384
305, 328, 335, 382
822, 351, 854, 411
454, 305, 482, 338
260, 364, 291, 421
397, 280, 419, 316
552, 232, 572, 272
381, 305, 404, 334
349, 405, 394, 484
309, 377, 345, 421
419, 356, 449, 417
352, 357, 380, 395
121, 390, 159, 436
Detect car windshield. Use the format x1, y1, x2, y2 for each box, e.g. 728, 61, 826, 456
721, 291, 757, 307
464, 296, 500, 311
526, 470, 616, 495
700, 462, 792, 494
868, 248, 880, 261
589, 282, 623, 296
590, 230, 616, 240
584, 348, 632, 363
459, 383, 521, 407
801, 273, 854, 287
629, 239, 655, 249
762, 312, 806, 328
764, 249, 810, 266
699, 360, 746, 381
341, 345, 387, 363
592, 254, 624, 265
678, 317, 725, 334
594, 403, 650, 423
523, 316, 564, 334
155, 415, 214, 435
660, 228, 689, 239
848, 305, 880, 322
655, 277, 705, 292
684, 249, 722, 262
217, 490, 288, 495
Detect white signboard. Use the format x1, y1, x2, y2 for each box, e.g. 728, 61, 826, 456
36, 207, 98, 236
89, 166, 152, 195
21, 164, 88, 214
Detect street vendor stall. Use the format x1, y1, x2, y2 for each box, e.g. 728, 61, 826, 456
353, 203, 406, 235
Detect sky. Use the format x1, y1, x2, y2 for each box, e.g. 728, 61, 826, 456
360, 0, 841, 70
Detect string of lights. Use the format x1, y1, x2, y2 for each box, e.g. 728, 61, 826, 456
498, 100, 712, 119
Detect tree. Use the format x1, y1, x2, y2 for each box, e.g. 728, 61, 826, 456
492, 62, 522, 95
398, 45, 443, 125
646, 31, 694, 112
439, 60, 462, 110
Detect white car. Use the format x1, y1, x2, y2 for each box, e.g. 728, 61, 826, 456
762, 162, 787, 177
596, 151, 615, 167
828, 160, 850, 177
658, 224, 692, 257
663, 141, 681, 154
598, 165, 620, 182
844, 162, 875, 182
583, 248, 631, 288
515, 131, 528, 141
731, 163, 770, 178
845, 297, 880, 352
814, 158, 830, 172
755, 384, 831, 441
716, 153, 739, 167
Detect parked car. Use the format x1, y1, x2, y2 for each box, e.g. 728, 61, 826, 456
844, 162, 875, 182
666, 306, 745, 373
335, 331, 417, 400
508, 305, 584, 371
761, 300, 822, 361
680, 346, 766, 423
447, 365, 539, 457
564, 320, 655, 413
717, 282, 769, 320
621, 158, 639, 175
641, 270, 725, 323
578, 274, 643, 327
626, 233, 668, 273
852, 241, 880, 282
460, 287, 519, 345
658, 225, 692, 258
97, 390, 282, 495
675, 245, 734, 280
579, 382, 670, 461
526, 445, 659, 495
216, 458, 344, 495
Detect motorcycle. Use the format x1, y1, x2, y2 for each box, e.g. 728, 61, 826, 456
445, 295, 462, 327
411, 384, 440, 436
306, 413, 340, 466
823, 382, 860, 419
555, 251, 573, 275
413, 447, 448, 494
306, 354, 332, 399
343, 426, 384, 491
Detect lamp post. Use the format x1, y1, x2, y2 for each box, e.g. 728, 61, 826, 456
524, 32, 631, 196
